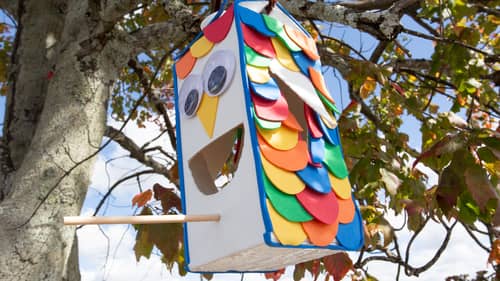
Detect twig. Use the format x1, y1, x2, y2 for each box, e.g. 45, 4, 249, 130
404, 216, 431, 272
322, 34, 369, 61
461, 222, 491, 253
370, 41, 388, 63
86, 170, 157, 221
402, 27, 497, 59
104, 126, 173, 181
411, 220, 457, 275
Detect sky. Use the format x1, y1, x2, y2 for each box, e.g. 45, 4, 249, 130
0, 5, 496, 281
77, 11, 495, 281
76, 119, 494, 281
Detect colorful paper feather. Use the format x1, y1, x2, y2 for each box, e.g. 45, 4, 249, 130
241, 7, 359, 249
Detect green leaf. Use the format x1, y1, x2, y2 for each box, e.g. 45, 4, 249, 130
150, 222, 183, 268
457, 192, 479, 225
133, 207, 154, 262
436, 150, 467, 215
408, 212, 425, 232
293, 263, 306, 281
477, 147, 498, 163
464, 163, 498, 211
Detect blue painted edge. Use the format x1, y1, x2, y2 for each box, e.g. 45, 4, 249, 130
209, 0, 229, 26
275, 2, 310, 38
172, 64, 193, 272
173, 32, 204, 62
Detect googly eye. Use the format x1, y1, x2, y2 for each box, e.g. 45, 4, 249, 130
202, 50, 236, 96
179, 74, 203, 118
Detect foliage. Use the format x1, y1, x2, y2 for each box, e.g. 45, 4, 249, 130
2, 0, 499, 280
122, 0, 500, 279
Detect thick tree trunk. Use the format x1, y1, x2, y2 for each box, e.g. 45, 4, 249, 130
0, 0, 121, 280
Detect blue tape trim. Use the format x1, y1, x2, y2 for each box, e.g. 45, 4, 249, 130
172, 64, 192, 272
234, 2, 275, 242
173, 32, 204, 62
209, 0, 229, 25
275, 2, 311, 38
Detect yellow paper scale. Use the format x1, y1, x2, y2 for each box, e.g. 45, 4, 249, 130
328, 172, 352, 200
270, 38, 300, 72
266, 200, 307, 246
256, 125, 299, 151
246, 65, 271, 84
260, 154, 305, 195
190, 36, 215, 58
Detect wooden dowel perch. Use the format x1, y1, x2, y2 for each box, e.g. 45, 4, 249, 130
63, 214, 221, 225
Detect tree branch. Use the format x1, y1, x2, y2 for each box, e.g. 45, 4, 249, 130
402, 27, 498, 60
360, 218, 457, 277
104, 126, 177, 185
411, 220, 457, 276
88, 169, 157, 219
127, 58, 177, 150
370, 40, 389, 63
129, 20, 197, 52
318, 46, 355, 77
338, 0, 398, 11
281, 0, 406, 40
0, 0, 18, 20
102, 0, 142, 26
462, 222, 491, 253
404, 216, 431, 270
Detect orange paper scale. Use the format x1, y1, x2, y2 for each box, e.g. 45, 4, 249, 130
258, 134, 308, 172
302, 219, 338, 246
176, 51, 197, 79
309, 67, 335, 104
282, 111, 303, 132
337, 197, 355, 223
284, 25, 320, 61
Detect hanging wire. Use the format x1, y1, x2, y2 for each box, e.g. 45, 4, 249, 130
265, 0, 278, 14
211, 0, 222, 12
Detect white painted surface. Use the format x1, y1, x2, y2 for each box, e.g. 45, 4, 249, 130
177, 14, 265, 269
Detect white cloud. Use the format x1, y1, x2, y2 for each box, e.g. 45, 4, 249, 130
351, 211, 492, 281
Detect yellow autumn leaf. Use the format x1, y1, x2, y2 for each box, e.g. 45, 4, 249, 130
360, 77, 376, 99
488, 15, 500, 25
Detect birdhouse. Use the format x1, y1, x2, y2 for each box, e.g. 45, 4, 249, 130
173, 0, 363, 273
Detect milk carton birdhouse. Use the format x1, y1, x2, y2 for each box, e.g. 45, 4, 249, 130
173, 0, 363, 272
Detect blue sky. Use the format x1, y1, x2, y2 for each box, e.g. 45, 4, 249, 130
0, 7, 494, 281
77, 14, 492, 281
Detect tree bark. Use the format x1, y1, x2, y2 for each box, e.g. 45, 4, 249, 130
0, 0, 122, 279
